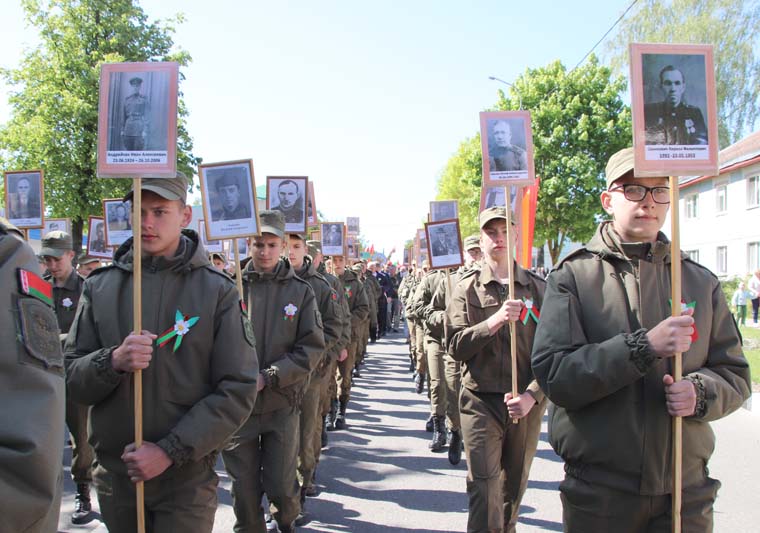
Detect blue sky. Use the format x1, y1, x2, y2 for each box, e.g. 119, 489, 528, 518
0, 0, 632, 256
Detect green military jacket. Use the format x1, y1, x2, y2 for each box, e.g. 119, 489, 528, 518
321, 266, 352, 353
243, 257, 325, 415
339, 268, 370, 336
411, 269, 445, 340
429, 264, 478, 342
531, 222, 751, 494
65, 231, 259, 476
398, 273, 416, 305
44, 268, 85, 335
295, 257, 343, 374
0, 219, 65, 533
446, 260, 545, 401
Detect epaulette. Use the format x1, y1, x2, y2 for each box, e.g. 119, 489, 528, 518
0, 216, 22, 237
682, 254, 719, 282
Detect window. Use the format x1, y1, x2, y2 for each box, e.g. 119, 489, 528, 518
686, 250, 700, 263
749, 242, 760, 273
715, 183, 727, 214
685, 194, 699, 218
716, 246, 727, 275
748, 176, 760, 208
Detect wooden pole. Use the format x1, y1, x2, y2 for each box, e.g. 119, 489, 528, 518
131, 177, 145, 533
669, 175, 682, 533
233, 238, 245, 300
504, 187, 518, 424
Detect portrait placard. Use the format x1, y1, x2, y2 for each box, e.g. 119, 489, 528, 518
403, 247, 411, 265
479, 184, 522, 215
43, 217, 71, 235
223, 238, 247, 258
199, 159, 260, 240
198, 220, 223, 253
425, 219, 463, 270
629, 43, 719, 177
4, 170, 44, 229
346, 217, 360, 234
320, 222, 345, 257
430, 200, 458, 222
86, 216, 113, 259
97, 62, 179, 177
417, 228, 428, 265
480, 111, 535, 186
307, 181, 318, 226
310, 230, 321, 242
346, 234, 359, 259
266, 176, 308, 234
102, 198, 133, 247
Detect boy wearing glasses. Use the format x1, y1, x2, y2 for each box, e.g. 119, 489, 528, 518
532, 147, 750, 532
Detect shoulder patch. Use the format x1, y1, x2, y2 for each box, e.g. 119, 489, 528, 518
16, 297, 64, 373
17, 269, 53, 306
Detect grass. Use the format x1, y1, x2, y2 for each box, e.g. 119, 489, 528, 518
738, 325, 760, 386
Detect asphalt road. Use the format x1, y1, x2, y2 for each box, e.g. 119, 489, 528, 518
58, 330, 759, 532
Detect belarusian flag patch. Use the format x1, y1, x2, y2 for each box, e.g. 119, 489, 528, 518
17, 269, 53, 306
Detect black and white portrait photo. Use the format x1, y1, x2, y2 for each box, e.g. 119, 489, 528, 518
480, 185, 519, 213
267, 176, 308, 234
97, 62, 179, 177
346, 217, 360, 234
480, 111, 535, 186
199, 160, 260, 240
87, 216, 113, 259
426, 220, 463, 269
103, 199, 132, 247
346, 234, 359, 259
44, 218, 71, 235
4, 170, 44, 229
198, 220, 223, 253
321, 222, 345, 257
430, 200, 458, 222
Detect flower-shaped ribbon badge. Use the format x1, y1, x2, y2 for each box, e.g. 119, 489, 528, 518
669, 299, 698, 342
157, 309, 200, 352
519, 298, 540, 325
62, 297, 73, 309
344, 286, 352, 299
284, 303, 298, 321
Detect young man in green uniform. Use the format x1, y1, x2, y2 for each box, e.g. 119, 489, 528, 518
222, 210, 324, 533
446, 207, 547, 533
40, 230, 95, 524
532, 147, 751, 532
65, 174, 259, 533
1, 218, 65, 533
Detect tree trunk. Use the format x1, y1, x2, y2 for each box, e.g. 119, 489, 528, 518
72, 217, 84, 261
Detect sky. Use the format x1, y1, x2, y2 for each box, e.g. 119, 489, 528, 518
0, 0, 632, 258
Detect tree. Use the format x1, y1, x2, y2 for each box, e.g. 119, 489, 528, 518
606, 0, 760, 147
436, 135, 483, 240
0, 0, 198, 251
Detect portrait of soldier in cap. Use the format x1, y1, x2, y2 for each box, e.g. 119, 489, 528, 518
120, 76, 150, 151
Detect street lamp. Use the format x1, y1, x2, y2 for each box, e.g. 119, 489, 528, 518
488, 76, 522, 110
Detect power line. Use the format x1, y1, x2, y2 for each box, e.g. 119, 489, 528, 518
572, 0, 640, 71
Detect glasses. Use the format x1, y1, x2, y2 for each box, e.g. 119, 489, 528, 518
609, 184, 670, 204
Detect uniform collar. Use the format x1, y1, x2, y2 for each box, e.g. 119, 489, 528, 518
478, 260, 529, 287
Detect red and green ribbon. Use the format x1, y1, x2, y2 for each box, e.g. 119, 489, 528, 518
157, 309, 199, 352
18, 269, 53, 306
519, 298, 540, 325
669, 299, 698, 342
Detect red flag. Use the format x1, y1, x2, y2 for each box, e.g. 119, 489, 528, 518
520, 176, 540, 268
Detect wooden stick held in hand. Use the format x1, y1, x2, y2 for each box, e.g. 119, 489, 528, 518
669, 175, 682, 533
132, 177, 146, 533
504, 187, 519, 425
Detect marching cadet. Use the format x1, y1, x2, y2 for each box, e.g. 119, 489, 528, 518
446, 207, 547, 533
408, 261, 430, 394
288, 233, 342, 525
398, 262, 419, 372
411, 266, 448, 451
222, 210, 324, 533
354, 261, 379, 375
532, 147, 751, 531
76, 256, 103, 277
40, 230, 95, 524
328, 253, 369, 431
427, 234, 483, 465
0, 218, 65, 533
65, 174, 259, 533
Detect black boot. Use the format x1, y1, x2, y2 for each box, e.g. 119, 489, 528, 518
326, 400, 338, 431
71, 483, 93, 524
414, 372, 425, 394
448, 429, 463, 465
353, 363, 361, 378
430, 416, 446, 452
425, 413, 434, 432
335, 396, 348, 430
321, 416, 329, 447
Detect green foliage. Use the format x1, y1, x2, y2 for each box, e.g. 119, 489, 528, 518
606, 0, 760, 147
0, 0, 199, 249
436, 135, 483, 239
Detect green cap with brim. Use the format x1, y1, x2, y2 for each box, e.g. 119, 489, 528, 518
210, 252, 227, 263
463, 235, 481, 251
479, 206, 516, 229
78, 256, 101, 265
41, 230, 73, 257
259, 210, 286, 239
306, 240, 321, 257
605, 147, 634, 189
124, 171, 189, 203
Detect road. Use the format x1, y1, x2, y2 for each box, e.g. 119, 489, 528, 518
59, 331, 759, 532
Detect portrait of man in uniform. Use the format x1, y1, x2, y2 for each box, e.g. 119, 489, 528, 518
426, 220, 463, 269
321, 222, 345, 257
4, 170, 44, 228
199, 159, 260, 240
86, 216, 113, 259
644, 62, 708, 146
347, 217, 360, 234
120, 76, 150, 151
211, 171, 251, 221
480, 111, 536, 186
488, 119, 528, 171
430, 200, 458, 222
267, 176, 308, 234
103, 199, 133, 247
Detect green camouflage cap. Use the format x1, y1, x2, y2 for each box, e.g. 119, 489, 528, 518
605, 147, 634, 189
306, 240, 321, 257
259, 209, 286, 239
78, 256, 102, 265
479, 206, 516, 229
210, 252, 227, 263
124, 171, 189, 203
463, 235, 481, 251
41, 230, 73, 257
